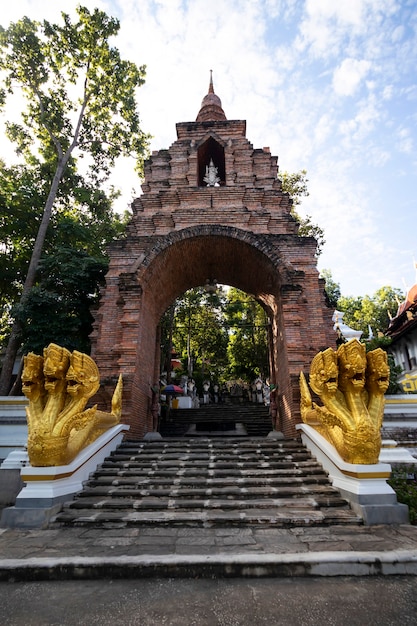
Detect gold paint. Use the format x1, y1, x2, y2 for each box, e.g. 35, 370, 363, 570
21, 427, 129, 480
400, 373, 417, 393
300, 339, 389, 464
22, 343, 122, 467
340, 469, 391, 479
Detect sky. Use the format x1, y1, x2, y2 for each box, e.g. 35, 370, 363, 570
2, 0, 417, 298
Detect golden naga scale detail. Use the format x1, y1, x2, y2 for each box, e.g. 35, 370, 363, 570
300, 339, 389, 465
21, 343, 122, 467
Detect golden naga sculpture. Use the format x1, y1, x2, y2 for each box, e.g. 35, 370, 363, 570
300, 339, 389, 464
21, 343, 122, 467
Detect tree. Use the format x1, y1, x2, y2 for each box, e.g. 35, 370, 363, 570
160, 286, 271, 388
320, 269, 341, 308
0, 6, 149, 393
225, 288, 269, 381
13, 246, 107, 356
0, 157, 128, 353
280, 169, 326, 256
336, 286, 405, 395
168, 287, 229, 386
337, 286, 404, 337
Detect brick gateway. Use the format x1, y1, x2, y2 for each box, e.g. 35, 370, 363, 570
91, 77, 334, 438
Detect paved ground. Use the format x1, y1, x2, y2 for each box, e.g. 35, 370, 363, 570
2, 576, 417, 625
2, 524, 417, 560
1, 523, 417, 623
1, 523, 417, 580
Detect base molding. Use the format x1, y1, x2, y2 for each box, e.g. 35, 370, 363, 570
296, 424, 409, 525
0, 424, 129, 529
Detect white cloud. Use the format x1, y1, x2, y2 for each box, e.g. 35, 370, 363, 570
1, 0, 417, 297
305, 0, 365, 26
333, 58, 371, 96
396, 127, 414, 154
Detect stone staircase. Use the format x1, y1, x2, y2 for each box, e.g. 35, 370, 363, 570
160, 403, 272, 437
55, 438, 363, 528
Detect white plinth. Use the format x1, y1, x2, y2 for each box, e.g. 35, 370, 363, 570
16, 424, 129, 506
296, 423, 409, 524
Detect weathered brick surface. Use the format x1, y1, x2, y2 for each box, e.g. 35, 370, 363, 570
91, 96, 335, 438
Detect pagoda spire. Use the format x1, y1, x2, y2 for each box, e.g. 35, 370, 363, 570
208, 69, 214, 93
196, 71, 227, 122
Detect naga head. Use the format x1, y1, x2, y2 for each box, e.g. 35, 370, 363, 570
43, 343, 71, 395
309, 348, 338, 398
337, 339, 366, 393
65, 351, 100, 400
366, 348, 390, 395
21, 352, 45, 403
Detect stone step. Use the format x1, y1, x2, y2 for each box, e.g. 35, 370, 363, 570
117, 439, 305, 451
87, 473, 330, 488
67, 494, 349, 511
159, 405, 272, 437
106, 449, 313, 460
92, 469, 328, 483
76, 483, 342, 500
56, 507, 362, 528
109, 444, 310, 455
54, 436, 362, 530
101, 459, 315, 469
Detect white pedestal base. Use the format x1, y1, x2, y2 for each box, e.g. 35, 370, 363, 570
1, 424, 129, 528
296, 424, 409, 525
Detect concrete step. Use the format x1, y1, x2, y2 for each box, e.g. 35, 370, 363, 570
107, 455, 310, 465
93, 467, 328, 481
160, 404, 272, 437
86, 473, 331, 488
55, 436, 362, 529
75, 483, 343, 500
56, 506, 362, 528
67, 495, 349, 510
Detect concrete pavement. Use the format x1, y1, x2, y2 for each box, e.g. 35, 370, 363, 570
2, 523, 417, 624
1, 523, 417, 580
2, 576, 417, 625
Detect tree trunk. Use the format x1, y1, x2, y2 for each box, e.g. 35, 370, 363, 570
0, 163, 65, 394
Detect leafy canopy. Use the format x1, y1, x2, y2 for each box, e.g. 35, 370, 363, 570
320, 269, 341, 308
13, 246, 108, 355
0, 6, 149, 180
0, 6, 149, 392
338, 285, 404, 337
280, 169, 326, 256
160, 286, 270, 388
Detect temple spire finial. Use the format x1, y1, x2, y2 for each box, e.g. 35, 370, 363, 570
196, 70, 227, 122
209, 69, 214, 94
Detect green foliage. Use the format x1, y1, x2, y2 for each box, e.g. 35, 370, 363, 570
0, 158, 127, 350
0, 6, 149, 391
336, 287, 405, 394
337, 286, 404, 337
280, 169, 326, 256
279, 170, 309, 207
0, 161, 45, 298
0, 7, 150, 179
388, 465, 417, 524
320, 269, 341, 308
165, 287, 229, 383
13, 246, 107, 354
225, 288, 269, 381
161, 286, 270, 386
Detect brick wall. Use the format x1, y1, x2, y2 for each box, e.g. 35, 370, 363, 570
91, 112, 335, 438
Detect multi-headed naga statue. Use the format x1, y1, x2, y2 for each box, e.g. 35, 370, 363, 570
300, 339, 389, 464
21, 343, 122, 466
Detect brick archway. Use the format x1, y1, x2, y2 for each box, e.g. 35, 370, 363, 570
91, 80, 335, 438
